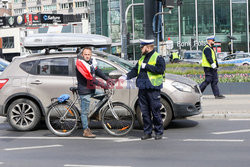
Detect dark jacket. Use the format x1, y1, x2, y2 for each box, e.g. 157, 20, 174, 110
126, 50, 166, 89
204, 44, 219, 67
76, 56, 109, 95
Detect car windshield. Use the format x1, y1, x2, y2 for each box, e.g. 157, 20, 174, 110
93, 50, 134, 71
184, 52, 202, 59
0, 59, 10, 72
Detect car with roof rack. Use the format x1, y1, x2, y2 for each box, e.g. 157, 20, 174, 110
0, 33, 202, 131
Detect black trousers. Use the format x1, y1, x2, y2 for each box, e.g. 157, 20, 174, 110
138, 89, 163, 135
199, 67, 220, 96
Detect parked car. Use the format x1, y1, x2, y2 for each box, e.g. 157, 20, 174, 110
0, 34, 202, 131
181, 50, 202, 64
216, 52, 229, 60
0, 58, 10, 75
218, 52, 250, 66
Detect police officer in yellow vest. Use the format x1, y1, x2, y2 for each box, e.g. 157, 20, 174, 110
200, 36, 225, 99
121, 39, 166, 140
170, 51, 180, 63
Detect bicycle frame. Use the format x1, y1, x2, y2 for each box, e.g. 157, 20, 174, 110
62, 88, 118, 120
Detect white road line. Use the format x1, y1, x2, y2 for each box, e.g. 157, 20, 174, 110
64, 165, 131, 167
4, 144, 63, 151
0, 136, 140, 142
228, 119, 250, 121
0, 162, 3, 165
183, 139, 244, 142
212, 129, 250, 135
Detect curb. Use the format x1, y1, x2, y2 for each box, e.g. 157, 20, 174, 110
189, 113, 250, 119
0, 116, 7, 124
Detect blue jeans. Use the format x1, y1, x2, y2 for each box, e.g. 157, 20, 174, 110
79, 90, 103, 130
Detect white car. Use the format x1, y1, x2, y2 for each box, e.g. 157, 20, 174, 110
218, 53, 250, 66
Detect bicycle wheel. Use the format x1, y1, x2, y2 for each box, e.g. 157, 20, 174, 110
45, 102, 79, 137
101, 102, 135, 136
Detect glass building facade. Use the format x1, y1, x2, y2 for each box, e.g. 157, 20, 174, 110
90, 0, 250, 60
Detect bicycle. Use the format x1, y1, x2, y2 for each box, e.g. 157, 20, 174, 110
45, 87, 135, 137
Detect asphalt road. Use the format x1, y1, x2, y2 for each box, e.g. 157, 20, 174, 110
0, 119, 250, 167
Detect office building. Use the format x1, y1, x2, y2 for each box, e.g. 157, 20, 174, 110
90, 0, 250, 60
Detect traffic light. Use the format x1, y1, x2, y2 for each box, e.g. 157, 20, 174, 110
177, 0, 183, 6
162, 0, 175, 9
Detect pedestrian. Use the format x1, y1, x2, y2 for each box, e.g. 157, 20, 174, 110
169, 51, 180, 63
76, 47, 114, 138
120, 39, 166, 140
199, 36, 225, 99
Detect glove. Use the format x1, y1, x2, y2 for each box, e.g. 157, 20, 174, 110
119, 74, 127, 80
211, 63, 217, 69
141, 63, 146, 69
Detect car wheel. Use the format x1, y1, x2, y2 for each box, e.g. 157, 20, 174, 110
7, 98, 41, 131
136, 97, 173, 129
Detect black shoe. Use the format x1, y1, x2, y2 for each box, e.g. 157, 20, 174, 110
141, 134, 152, 140
155, 134, 163, 140
215, 95, 225, 99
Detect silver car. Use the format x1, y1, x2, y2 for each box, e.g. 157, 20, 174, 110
0, 49, 202, 131
182, 50, 202, 64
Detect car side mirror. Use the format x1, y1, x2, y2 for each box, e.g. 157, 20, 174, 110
109, 70, 123, 79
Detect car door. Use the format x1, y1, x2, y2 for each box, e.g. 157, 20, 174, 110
72, 57, 131, 107
26, 57, 75, 113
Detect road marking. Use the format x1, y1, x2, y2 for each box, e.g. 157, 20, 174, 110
0, 136, 140, 142
114, 137, 167, 142
64, 165, 131, 167
4, 144, 63, 151
212, 129, 250, 135
183, 139, 244, 142
0, 162, 3, 165
228, 119, 250, 121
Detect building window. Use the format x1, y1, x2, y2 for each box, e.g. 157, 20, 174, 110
44, 5, 57, 11
60, 3, 73, 9
28, 6, 41, 13
2, 37, 14, 49
14, 8, 25, 15
75, 1, 88, 8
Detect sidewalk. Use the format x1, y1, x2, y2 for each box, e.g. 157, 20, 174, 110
190, 94, 250, 119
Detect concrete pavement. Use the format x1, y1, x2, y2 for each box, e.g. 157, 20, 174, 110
0, 94, 250, 124
190, 94, 250, 119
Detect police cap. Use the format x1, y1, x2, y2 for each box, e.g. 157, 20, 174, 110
206, 36, 215, 41
139, 39, 154, 48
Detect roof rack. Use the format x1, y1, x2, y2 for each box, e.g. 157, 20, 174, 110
23, 33, 112, 52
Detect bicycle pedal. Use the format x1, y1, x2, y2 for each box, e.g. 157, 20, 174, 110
119, 126, 129, 131
106, 123, 112, 129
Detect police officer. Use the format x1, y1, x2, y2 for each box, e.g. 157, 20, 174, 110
199, 36, 225, 99
121, 39, 166, 140
170, 51, 180, 63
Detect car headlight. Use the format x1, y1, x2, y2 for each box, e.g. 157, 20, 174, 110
172, 81, 192, 92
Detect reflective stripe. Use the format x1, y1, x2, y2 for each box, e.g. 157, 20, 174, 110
202, 45, 216, 67
138, 52, 163, 86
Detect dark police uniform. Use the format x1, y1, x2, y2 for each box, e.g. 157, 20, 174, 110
199, 43, 221, 96
126, 48, 166, 138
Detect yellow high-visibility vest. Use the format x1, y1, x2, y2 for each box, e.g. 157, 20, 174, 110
202, 45, 216, 67
172, 52, 180, 59
138, 52, 163, 86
